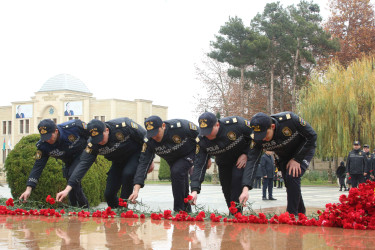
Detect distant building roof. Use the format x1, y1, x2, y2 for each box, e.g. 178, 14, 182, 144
38, 74, 91, 93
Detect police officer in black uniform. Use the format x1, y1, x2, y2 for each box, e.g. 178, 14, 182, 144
371, 149, 375, 181
19, 119, 89, 208
239, 112, 317, 215
56, 118, 154, 208
346, 141, 367, 188
190, 112, 253, 209
362, 144, 371, 180
129, 115, 200, 212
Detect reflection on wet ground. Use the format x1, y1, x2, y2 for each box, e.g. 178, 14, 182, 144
0, 215, 374, 249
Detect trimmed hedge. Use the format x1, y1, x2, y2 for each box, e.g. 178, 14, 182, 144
4, 134, 110, 206
158, 158, 171, 181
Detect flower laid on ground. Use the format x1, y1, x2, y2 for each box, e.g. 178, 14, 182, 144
5, 198, 14, 207
45, 195, 55, 205
1, 180, 375, 230
118, 198, 127, 208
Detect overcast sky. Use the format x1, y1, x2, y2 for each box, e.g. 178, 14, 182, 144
0, 0, 332, 123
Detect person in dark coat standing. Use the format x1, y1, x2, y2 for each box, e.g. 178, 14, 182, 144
254, 163, 263, 189
260, 151, 277, 200
336, 161, 347, 191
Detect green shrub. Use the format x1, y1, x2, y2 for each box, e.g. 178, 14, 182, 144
302, 170, 329, 182
4, 134, 110, 207
204, 173, 212, 182
158, 158, 171, 181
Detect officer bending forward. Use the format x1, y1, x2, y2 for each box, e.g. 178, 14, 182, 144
190, 112, 253, 210
20, 119, 89, 208
130, 116, 200, 212
240, 112, 317, 215
56, 118, 154, 208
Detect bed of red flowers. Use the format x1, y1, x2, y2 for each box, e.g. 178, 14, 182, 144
1, 180, 375, 230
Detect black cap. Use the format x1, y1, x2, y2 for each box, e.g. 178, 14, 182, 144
364, 144, 369, 148
87, 119, 106, 144
38, 119, 57, 141
353, 141, 360, 145
250, 112, 272, 140
144, 116, 163, 138
198, 112, 218, 136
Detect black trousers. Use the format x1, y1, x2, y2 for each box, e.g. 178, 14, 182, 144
105, 151, 141, 208
169, 153, 194, 212
338, 177, 346, 189
254, 177, 262, 188
218, 161, 244, 209
280, 149, 315, 215
350, 174, 364, 188
262, 178, 273, 198
65, 157, 89, 208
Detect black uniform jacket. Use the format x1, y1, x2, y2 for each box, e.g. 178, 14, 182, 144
190, 116, 253, 193
346, 149, 367, 174
27, 119, 89, 188
244, 112, 317, 190
133, 119, 199, 187
67, 118, 151, 188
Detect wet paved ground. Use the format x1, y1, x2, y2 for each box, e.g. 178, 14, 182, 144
0, 184, 343, 214
0, 215, 374, 249
98, 184, 343, 214
1, 184, 373, 249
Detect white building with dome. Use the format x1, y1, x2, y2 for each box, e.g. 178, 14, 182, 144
0, 74, 168, 181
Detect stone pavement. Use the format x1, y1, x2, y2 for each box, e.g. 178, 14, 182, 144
0, 184, 344, 214
99, 184, 343, 214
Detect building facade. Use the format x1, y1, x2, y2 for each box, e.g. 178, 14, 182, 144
0, 74, 168, 181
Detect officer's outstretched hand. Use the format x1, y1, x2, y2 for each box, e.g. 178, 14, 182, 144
239, 186, 249, 206
147, 162, 155, 173
236, 154, 247, 169
56, 186, 73, 202
19, 186, 33, 203
191, 191, 198, 205
129, 184, 141, 204
286, 159, 301, 177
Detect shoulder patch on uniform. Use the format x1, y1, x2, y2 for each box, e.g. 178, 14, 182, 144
250, 141, 256, 149
244, 120, 251, 128
142, 142, 147, 152
299, 117, 306, 126
35, 150, 42, 160
85, 146, 92, 154
277, 113, 292, 122
68, 134, 76, 142
227, 131, 236, 141
131, 122, 138, 129
116, 132, 125, 141
189, 122, 197, 131
172, 135, 181, 144
282, 127, 292, 137
117, 122, 126, 128
170, 122, 182, 129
